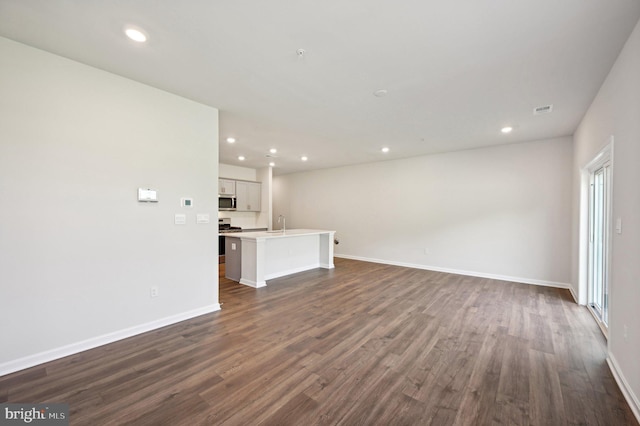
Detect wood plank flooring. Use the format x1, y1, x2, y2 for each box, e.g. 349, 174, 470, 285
1, 258, 637, 425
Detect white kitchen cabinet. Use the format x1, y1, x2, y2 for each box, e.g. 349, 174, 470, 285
218, 179, 235, 195
235, 181, 261, 212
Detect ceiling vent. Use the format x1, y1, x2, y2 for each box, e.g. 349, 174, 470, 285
533, 104, 553, 115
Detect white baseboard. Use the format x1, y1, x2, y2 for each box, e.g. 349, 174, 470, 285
568, 285, 580, 303
0, 304, 221, 377
607, 354, 640, 424
334, 254, 571, 289
239, 278, 266, 288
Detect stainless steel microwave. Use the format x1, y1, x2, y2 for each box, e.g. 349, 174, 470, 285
219, 196, 236, 211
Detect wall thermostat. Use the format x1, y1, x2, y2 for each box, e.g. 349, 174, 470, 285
138, 188, 158, 202
181, 197, 193, 208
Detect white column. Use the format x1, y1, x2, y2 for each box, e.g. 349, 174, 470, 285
319, 231, 335, 269
239, 237, 267, 288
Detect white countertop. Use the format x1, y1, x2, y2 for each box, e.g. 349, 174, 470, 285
225, 229, 335, 240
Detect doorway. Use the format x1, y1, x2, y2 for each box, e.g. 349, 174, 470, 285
583, 141, 613, 334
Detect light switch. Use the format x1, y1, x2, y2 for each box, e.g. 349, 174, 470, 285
175, 214, 186, 225
197, 214, 210, 224
231, 243, 237, 250
616, 218, 622, 234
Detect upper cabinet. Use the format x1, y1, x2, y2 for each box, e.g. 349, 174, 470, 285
235, 181, 261, 212
218, 179, 236, 195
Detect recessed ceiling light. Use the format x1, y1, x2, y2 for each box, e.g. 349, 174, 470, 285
269, 162, 275, 167
269, 148, 277, 154
238, 156, 245, 161
501, 126, 513, 134
373, 89, 388, 98
301, 156, 308, 162
125, 27, 147, 43
381, 147, 390, 153
226, 137, 236, 143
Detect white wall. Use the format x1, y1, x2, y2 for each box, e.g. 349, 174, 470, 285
572, 18, 640, 417
256, 167, 273, 229
219, 163, 257, 182
0, 37, 220, 373
274, 137, 573, 286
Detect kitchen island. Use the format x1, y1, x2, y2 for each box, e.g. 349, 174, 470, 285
224, 229, 335, 288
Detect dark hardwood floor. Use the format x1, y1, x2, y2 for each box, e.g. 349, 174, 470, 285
1, 258, 637, 425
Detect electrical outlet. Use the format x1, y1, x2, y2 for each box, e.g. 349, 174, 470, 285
150, 286, 159, 298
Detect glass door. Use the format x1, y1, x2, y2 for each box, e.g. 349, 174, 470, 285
588, 161, 610, 326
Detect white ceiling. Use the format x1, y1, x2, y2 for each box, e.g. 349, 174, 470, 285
1, 1, 639, 175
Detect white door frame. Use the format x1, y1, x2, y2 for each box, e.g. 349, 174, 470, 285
578, 136, 613, 335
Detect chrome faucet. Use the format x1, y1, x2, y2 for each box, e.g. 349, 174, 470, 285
278, 215, 286, 232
